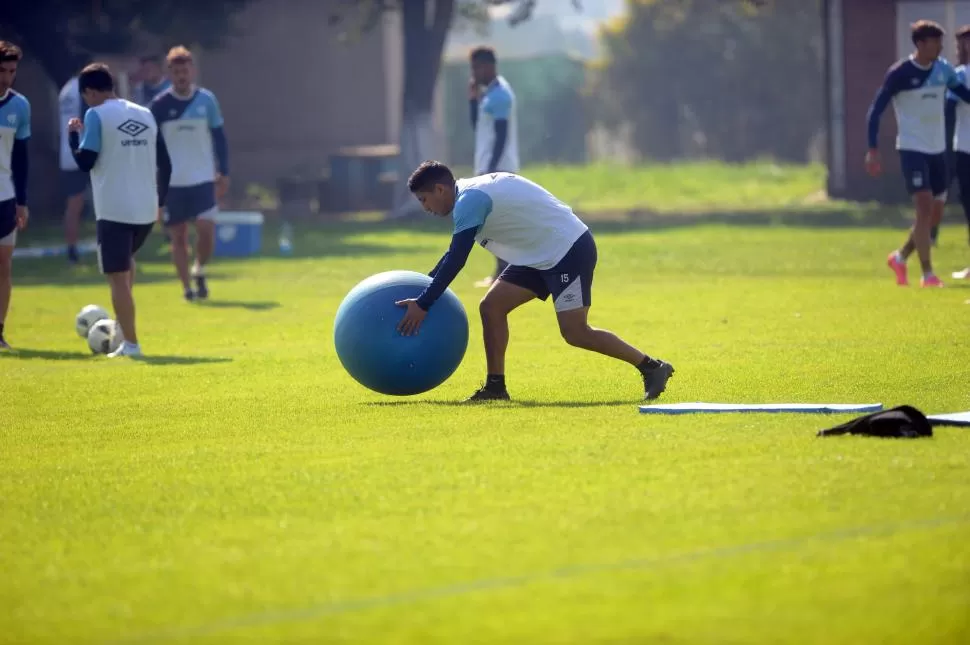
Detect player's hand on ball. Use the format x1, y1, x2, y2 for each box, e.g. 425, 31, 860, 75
864, 149, 882, 177
15, 205, 28, 230
67, 118, 83, 133
395, 298, 427, 336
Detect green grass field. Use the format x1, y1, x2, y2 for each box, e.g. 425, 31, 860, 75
3, 163, 970, 644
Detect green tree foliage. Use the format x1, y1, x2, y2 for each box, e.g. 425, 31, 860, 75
591, 0, 822, 162
2, 0, 254, 87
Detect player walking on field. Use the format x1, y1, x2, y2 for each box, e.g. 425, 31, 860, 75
866, 20, 970, 287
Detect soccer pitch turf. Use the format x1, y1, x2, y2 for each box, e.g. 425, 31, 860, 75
3, 214, 970, 644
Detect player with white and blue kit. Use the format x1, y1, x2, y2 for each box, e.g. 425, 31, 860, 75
69, 63, 172, 358
151, 45, 229, 302
397, 161, 674, 403
944, 25, 970, 281
469, 46, 519, 288
866, 20, 970, 288
0, 41, 30, 350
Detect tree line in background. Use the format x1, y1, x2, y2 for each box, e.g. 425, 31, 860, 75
1, 0, 821, 216
591, 0, 823, 163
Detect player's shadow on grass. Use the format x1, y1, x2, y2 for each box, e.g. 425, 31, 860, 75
134, 355, 233, 366
196, 300, 281, 311
0, 348, 93, 360
366, 399, 636, 408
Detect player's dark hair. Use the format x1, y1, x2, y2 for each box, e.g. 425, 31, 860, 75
957, 24, 970, 40
469, 46, 497, 65
78, 63, 114, 92
408, 161, 455, 193
0, 41, 23, 63
912, 20, 945, 44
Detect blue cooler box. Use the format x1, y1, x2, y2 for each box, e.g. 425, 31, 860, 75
213, 211, 264, 258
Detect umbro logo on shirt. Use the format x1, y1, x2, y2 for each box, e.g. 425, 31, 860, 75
117, 119, 149, 137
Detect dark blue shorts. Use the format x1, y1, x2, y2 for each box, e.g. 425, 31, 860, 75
499, 230, 597, 312
96, 219, 154, 274
0, 199, 15, 243
899, 150, 948, 198
61, 170, 89, 198
164, 182, 217, 226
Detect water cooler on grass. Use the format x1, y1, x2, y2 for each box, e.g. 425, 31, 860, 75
213, 212, 265, 258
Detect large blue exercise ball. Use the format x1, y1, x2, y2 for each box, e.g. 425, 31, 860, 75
333, 270, 469, 396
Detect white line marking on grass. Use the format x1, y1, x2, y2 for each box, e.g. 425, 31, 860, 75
109, 514, 969, 644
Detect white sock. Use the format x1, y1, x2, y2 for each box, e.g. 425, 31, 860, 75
894, 251, 906, 264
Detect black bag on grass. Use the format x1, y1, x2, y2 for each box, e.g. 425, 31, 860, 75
817, 405, 932, 438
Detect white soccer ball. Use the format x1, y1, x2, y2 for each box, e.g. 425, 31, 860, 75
87, 318, 123, 355
76, 304, 109, 339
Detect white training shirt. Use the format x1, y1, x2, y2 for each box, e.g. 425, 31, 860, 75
78, 98, 159, 225
453, 173, 588, 270
58, 77, 84, 170
0, 90, 31, 203
150, 87, 224, 187
474, 76, 520, 175
951, 64, 970, 153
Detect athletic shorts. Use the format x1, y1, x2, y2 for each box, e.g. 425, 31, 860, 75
61, 170, 89, 198
0, 199, 16, 247
164, 182, 217, 226
899, 150, 947, 199
96, 219, 154, 274
499, 230, 597, 312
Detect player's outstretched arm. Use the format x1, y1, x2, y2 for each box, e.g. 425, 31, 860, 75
415, 228, 479, 311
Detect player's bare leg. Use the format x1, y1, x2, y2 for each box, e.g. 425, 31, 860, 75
168, 222, 194, 300
192, 218, 215, 299
891, 191, 942, 286
556, 307, 674, 400
105, 270, 141, 357
467, 279, 535, 401
0, 244, 13, 349
64, 193, 84, 264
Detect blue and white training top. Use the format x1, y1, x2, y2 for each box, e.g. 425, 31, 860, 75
474, 76, 519, 174
0, 90, 30, 203
453, 172, 588, 270
151, 86, 227, 187
868, 56, 970, 154
77, 99, 160, 225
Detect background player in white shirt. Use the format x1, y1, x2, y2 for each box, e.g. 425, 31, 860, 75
58, 71, 91, 264
397, 161, 674, 403
151, 46, 229, 302
0, 42, 30, 350
68, 63, 172, 358
945, 25, 970, 280
468, 47, 519, 289
866, 20, 970, 287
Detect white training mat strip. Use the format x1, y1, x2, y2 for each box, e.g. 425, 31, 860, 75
927, 412, 970, 427
639, 402, 884, 415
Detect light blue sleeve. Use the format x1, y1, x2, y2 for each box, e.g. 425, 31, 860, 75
944, 60, 961, 88
79, 110, 102, 152
483, 87, 512, 120
452, 189, 493, 234
204, 90, 225, 129
15, 97, 31, 139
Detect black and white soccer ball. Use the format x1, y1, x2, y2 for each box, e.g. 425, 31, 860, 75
75, 304, 109, 339
87, 318, 123, 355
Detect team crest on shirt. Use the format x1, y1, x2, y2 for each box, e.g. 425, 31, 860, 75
169, 109, 176, 117
197, 106, 205, 115
912, 78, 920, 86
6, 114, 15, 124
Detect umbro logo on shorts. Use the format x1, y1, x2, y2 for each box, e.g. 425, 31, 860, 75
117, 119, 149, 137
